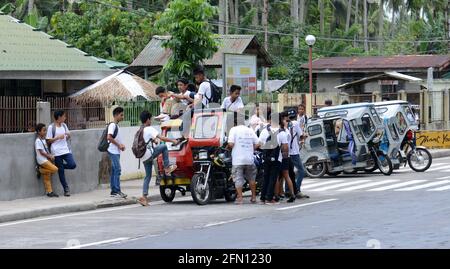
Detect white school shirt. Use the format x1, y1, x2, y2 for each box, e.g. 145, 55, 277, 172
107, 123, 122, 155
35, 138, 50, 165
289, 120, 303, 156
221, 96, 244, 112
228, 125, 259, 166
141, 126, 160, 162
46, 124, 70, 156
180, 91, 193, 106
197, 81, 211, 107
277, 130, 290, 162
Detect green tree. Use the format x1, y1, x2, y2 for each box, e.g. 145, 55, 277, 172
49, 0, 154, 63
155, 0, 219, 83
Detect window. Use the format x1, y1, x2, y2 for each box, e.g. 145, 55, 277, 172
370, 108, 381, 124
402, 106, 416, 124
310, 138, 325, 148
395, 112, 408, 135
360, 113, 376, 138
388, 124, 399, 141
351, 120, 365, 143
194, 115, 218, 139
308, 125, 322, 136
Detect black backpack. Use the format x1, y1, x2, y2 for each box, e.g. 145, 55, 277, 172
204, 80, 222, 104
98, 123, 118, 152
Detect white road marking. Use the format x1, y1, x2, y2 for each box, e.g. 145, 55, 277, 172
276, 199, 338, 211
301, 180, 344, 189
367, 180, 427, 191
63, 237, 130, 249
306, 180, 371, 192
203, 218, 243, 228
423, 165, 450, 172
397, 163, 448, 173
394, 180, 450, 191
436, 176, 450, 180
427, 185, 450, 191
337, 179, 400, 191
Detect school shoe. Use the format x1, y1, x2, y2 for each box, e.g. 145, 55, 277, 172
64, 188, 71, 197
118, 192, 128, 199
46, 192, 59, 198
287, 196, 296, 203
110, 192, 121, 198
296, 192, 310, 199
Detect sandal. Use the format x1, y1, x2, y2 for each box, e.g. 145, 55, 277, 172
234, 198, 244, 205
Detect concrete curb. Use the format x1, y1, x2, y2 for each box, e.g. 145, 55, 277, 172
430, 150, 450, 159
0, 193, 162, 224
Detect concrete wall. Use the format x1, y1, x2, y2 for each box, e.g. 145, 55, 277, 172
0, 126, 150, 201
317, 73, 342, 92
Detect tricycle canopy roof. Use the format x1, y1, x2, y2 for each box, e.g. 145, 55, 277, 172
318, 102, 377, 119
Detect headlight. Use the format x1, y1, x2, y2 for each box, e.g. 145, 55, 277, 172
218, 153, 225, 160
199, 151, 208, 160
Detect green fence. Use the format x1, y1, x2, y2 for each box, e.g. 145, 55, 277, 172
115, 100, 160, 126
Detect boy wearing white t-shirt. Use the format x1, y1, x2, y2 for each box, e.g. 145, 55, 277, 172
137, 111, 179, 206
227, 117, 260, 204
35, 123, 59, 197
107, 107, 127, 199
221, 85, 244, 112
46, 110, 76, 197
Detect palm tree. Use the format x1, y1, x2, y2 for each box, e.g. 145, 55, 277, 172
345, 0, 352, 32
378, 0, 384, 52
319, 0, 324, 35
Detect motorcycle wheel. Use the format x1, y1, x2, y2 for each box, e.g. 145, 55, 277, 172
375, 152, 393, 176
364, 160, 378, 173
408, 148, 432, 172
224, 188, 237, 202
305, 157, 327, 178
190, 174, 211, 206
159, 186, 176, 202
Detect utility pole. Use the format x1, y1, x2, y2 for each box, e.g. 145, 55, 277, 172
225, 0, 229, 34
262, 0, 268, 93
291, 0, 299, 50
363, 0, 369, 52
219, 0, 225, 34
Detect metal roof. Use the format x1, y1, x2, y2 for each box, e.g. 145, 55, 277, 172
301, 55, 450, 73
128, 35, 273, 76
0, 14, 113, 73
335, 71, 423, 89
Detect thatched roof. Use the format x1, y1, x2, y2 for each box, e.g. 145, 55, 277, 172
69, 70, 160, 104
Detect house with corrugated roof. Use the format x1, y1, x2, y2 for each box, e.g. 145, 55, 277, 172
301, 55, 450, 95
127, 35, 273, 79
0, 13, 118, 97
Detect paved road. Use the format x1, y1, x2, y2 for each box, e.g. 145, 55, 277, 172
2, 157, 450, 249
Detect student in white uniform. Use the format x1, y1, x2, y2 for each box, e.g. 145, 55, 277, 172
35, 123, 59, 197
274, 113, 296, 203
172, 78, 195, 107
46, 110, 76, 197
221, 85, 245, 112
106, 107, 127, 199
193, 68, 212, 109
227, 114, 260, 204
137, 111, 179, 206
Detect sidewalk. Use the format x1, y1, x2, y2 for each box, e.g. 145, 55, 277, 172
1, 149, 449, 224
0, 178, 161, 224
